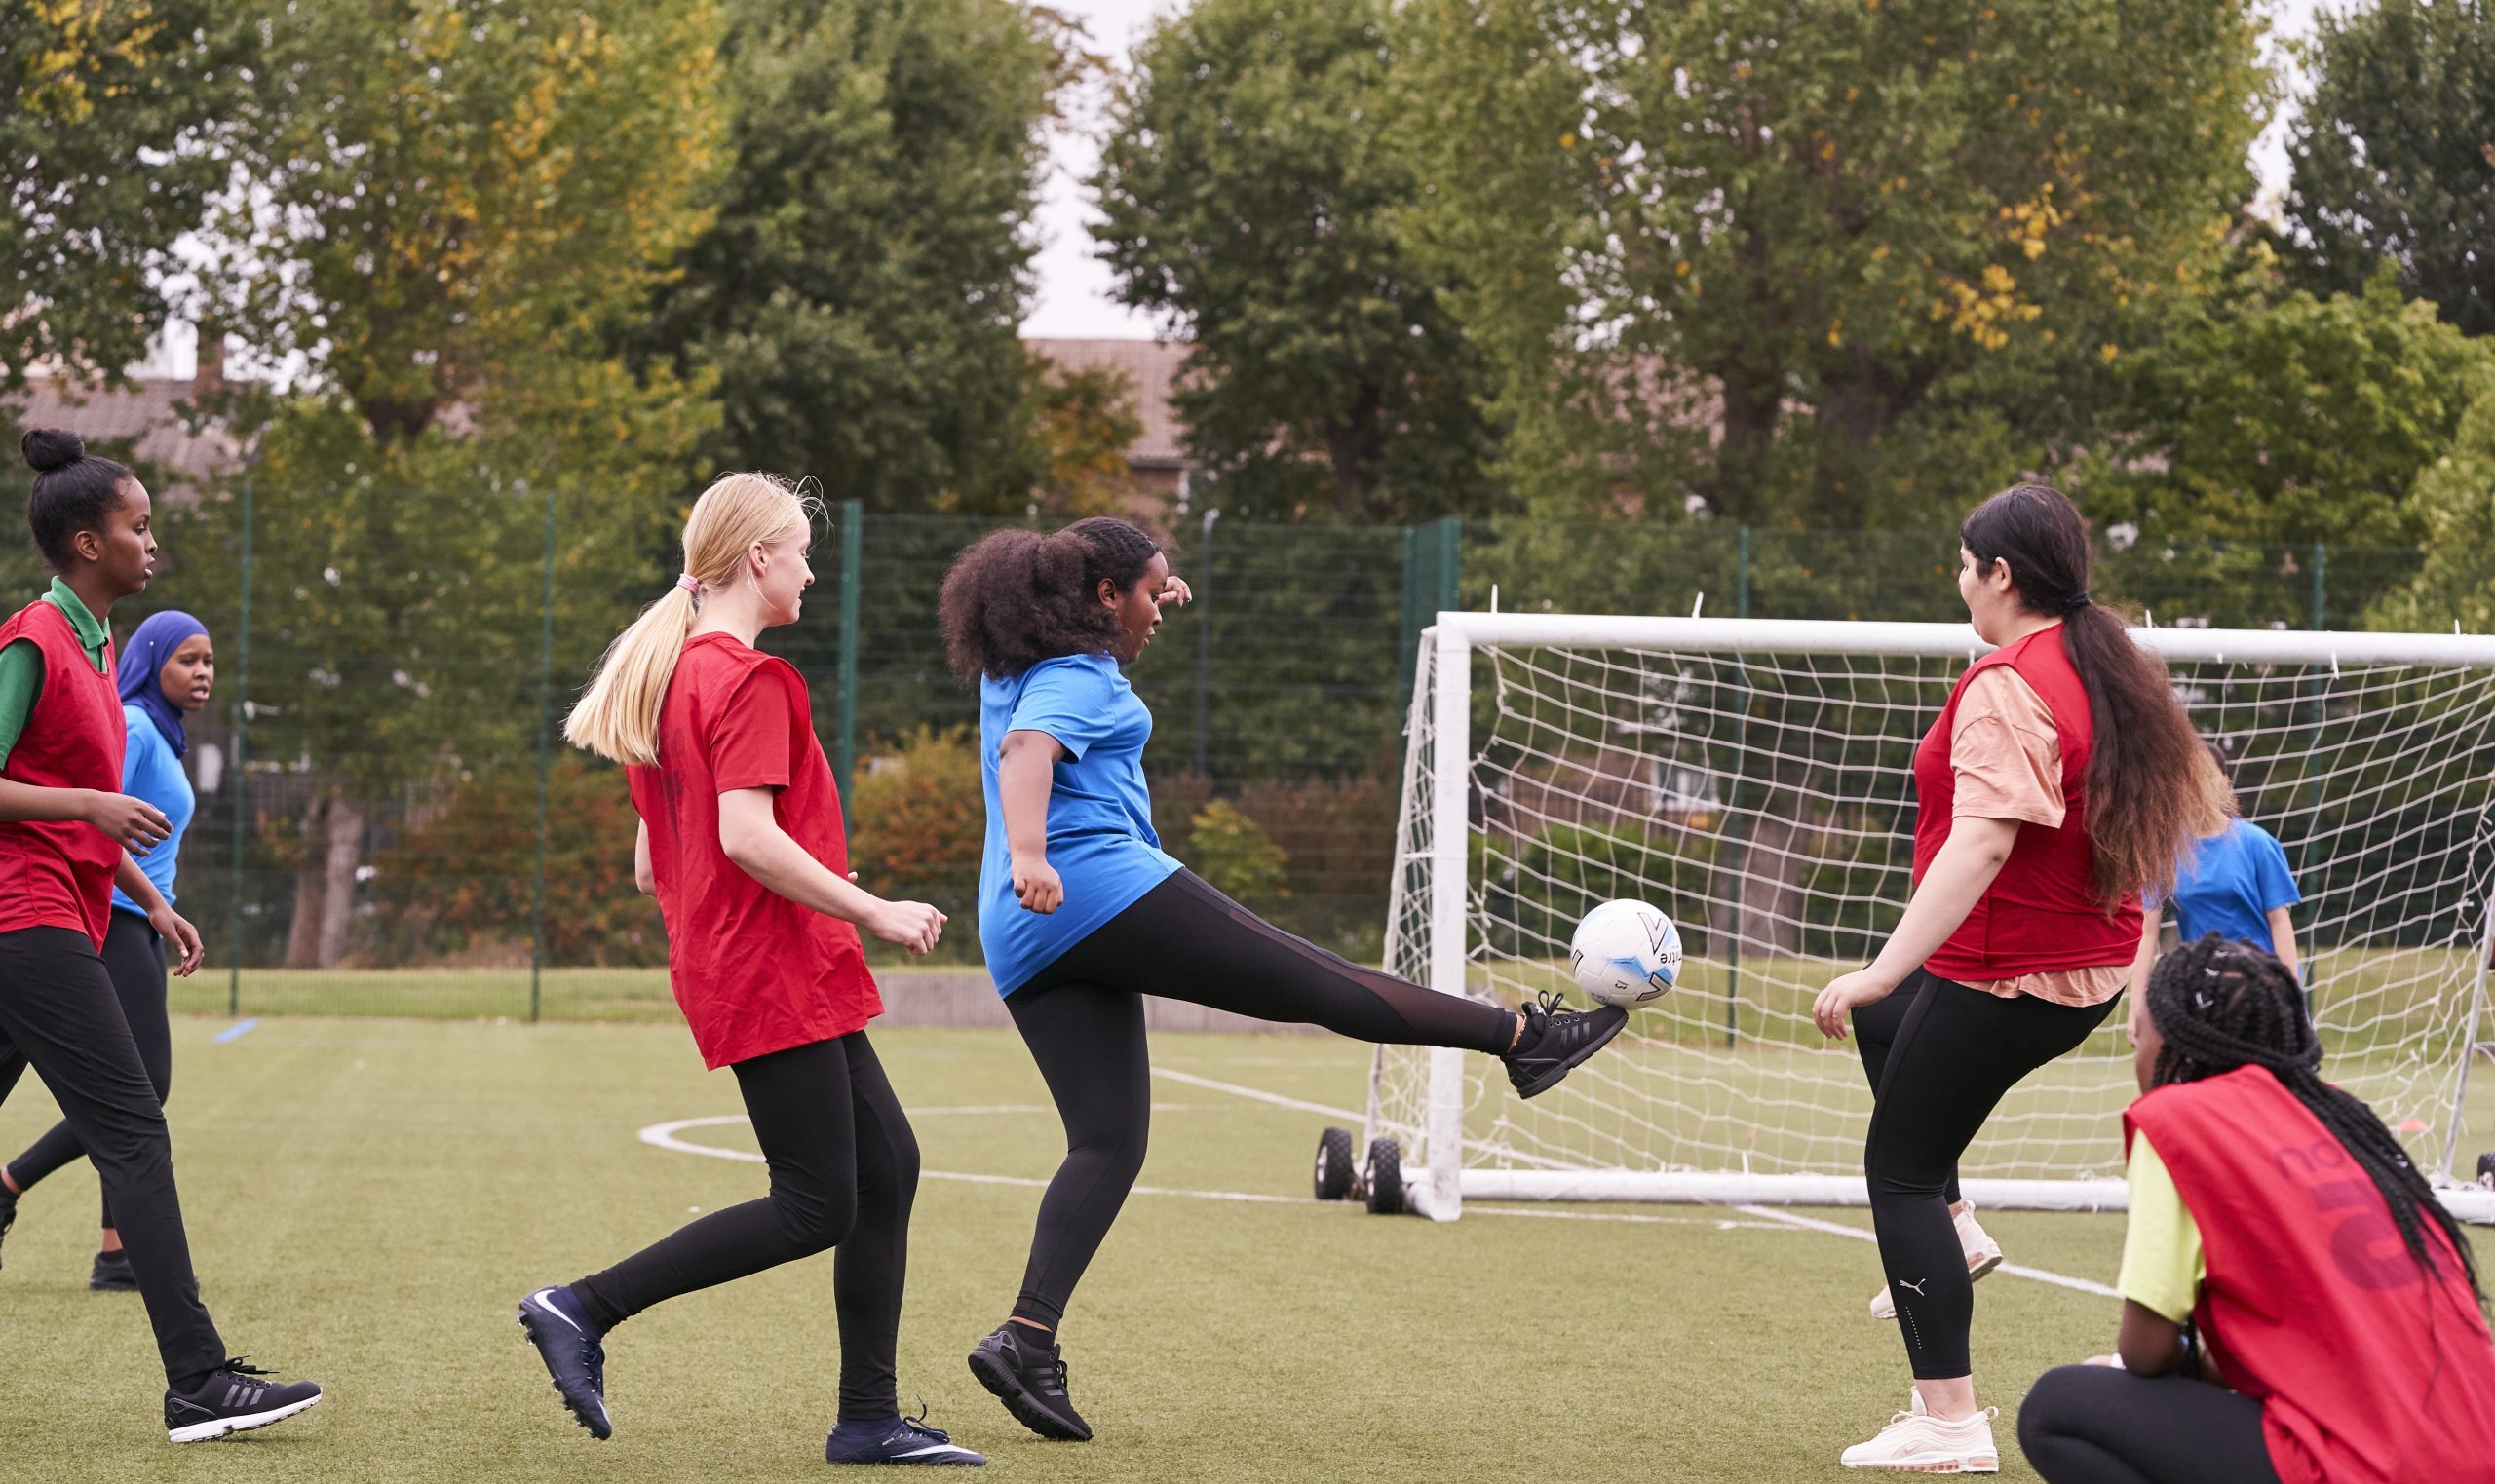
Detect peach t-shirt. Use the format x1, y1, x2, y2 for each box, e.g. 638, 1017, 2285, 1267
1945, 666, 2127, 1008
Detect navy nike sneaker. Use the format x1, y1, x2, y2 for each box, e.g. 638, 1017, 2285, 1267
825, 1408, 987, 1465
1503, 991, 1630, 1099
518, 1283, 611, 1439
966, 1323, 1090, 1441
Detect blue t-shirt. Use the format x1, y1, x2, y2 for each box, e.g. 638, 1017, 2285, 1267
978, 654, 1180, 994
110, 704, 196, 917
2157, 818, 2300, 949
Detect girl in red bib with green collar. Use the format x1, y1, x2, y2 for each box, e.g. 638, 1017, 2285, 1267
518, 473, 981, 1466
0, 429, 324, 1443
2020, 935, 2495, 1484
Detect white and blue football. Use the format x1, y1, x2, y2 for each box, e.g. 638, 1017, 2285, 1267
1568, 899, 1684, 1008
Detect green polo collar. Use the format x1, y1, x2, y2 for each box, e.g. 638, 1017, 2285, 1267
41, 578, 111, 673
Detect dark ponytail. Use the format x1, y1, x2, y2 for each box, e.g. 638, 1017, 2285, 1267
940, 516, 1163, 681
2147, 934, 2484, 1307
20, 428, 135, 572
1961, 483, 2231, 904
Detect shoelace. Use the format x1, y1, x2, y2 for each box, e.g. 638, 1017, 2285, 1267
901, 1402, 953, 1445
582, 1337, 607, 1393
213, 1357, 276, 1381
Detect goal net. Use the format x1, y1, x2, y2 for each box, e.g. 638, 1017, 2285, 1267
1367, 614, 2495, 1222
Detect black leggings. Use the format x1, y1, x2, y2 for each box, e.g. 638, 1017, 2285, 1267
571, 1033, 918, 1425
8, 910, 171, 1229
0, 926, 224, 1389
1852, 969, 2115, 1378
2018, 1365, 2280, 1484
1004, 869, 1516, 1329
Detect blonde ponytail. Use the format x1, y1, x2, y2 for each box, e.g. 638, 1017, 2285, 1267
563, 472, 814, 766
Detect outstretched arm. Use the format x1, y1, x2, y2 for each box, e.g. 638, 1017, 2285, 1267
634, 819, 655, 897
716, 787, 943, 954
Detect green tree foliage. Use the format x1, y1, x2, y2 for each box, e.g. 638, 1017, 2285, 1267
2371, 382, 2495, 634
1186, 798, 1290, 908
3, 0, 248, 389
649, 0, 1059, 510
2076, 258, 2493, 551
2279, 0, 2495, 337
1397, 0, 2271, 527
845, 725, 985, 961
190, 0, 730, 965
1094, 0, 1507, 522
999, 354, 1151, 518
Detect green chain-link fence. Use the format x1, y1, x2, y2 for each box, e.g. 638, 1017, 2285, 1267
0, 495, 2447, 1021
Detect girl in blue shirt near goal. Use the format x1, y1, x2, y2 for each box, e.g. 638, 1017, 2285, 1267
0, 609, 212, 1293
2128, 742, 2302, 1010
939, 516, 1630, 1444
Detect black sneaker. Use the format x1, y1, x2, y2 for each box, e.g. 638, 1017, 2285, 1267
91, 1247, 139, 1292
164, 1358, 324, 1443
1503, 992, 1629, 1099
518, 1283, 611, 1439
0, 1183, 16, 1272
825, 1407, 987, 1465
966, 1324, 1091, 1442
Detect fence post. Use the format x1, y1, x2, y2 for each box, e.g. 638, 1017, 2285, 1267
833, 499, 862, 806
529, 489, 556, 1024
1193, 508, 1219, 777
1399, 516, 1462, 704
2310, 542, 2327, 630
1724, 525, 1752, 1048
227, 481, 251, 1018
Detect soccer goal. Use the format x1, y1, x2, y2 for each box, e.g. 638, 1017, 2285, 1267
1362, 613, 2495, 1224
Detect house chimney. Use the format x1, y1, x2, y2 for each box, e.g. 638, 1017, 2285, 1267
194, 327, 225, 396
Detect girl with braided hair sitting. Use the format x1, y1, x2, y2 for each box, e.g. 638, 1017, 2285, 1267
2019, 934, 2495, 1484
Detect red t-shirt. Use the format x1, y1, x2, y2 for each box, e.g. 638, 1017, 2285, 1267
627, 633, 880, 1068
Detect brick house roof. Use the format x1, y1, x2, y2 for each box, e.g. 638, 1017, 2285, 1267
1025, 337, 1192, 472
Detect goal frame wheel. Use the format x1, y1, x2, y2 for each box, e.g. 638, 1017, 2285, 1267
1363, 1137, 1405, 1215
1314, 1126, 1356, 1200
2476, 1151, 2495, 1190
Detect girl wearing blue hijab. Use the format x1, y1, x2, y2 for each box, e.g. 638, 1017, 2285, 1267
1, 609, 212, 1292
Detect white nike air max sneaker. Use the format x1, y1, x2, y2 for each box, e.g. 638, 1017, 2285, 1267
1839, 1392, 2001, 1473
1870, 1201, 2005, 1320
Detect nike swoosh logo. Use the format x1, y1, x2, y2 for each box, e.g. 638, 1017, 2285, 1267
895, 1444, 973, 1458
527, 1289, 584, 1333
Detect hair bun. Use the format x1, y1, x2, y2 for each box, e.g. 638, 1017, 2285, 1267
20, 428, 85, 474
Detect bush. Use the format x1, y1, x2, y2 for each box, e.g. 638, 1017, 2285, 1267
846, 726, 987, 964
1186, 800, 1289, 910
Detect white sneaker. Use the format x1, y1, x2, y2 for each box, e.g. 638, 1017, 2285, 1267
1839, 1393, 2001, 1472
1869, 1201, 2006, 1319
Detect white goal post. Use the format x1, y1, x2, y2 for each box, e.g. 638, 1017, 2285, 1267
1366, 613, 2495, 1225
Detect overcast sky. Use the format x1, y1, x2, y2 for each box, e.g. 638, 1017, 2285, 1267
1020, 0, 2333, 341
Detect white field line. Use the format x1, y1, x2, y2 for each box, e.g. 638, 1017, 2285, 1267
1734, 1204, 2121, 1300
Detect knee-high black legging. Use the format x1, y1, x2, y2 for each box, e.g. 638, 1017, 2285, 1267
1853, 969, 2115, 1378
1004, 869, 1516, 1330
570, 1033, 919, 1424
8, 911, 171, 1229
0, 926, 224, 1389
2018, 1364, 2280, 1484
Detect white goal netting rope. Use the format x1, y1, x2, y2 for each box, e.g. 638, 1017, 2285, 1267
1371, 620, 2495, 1203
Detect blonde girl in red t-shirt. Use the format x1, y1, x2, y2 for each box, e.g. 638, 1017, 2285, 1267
519, 473, 981, 1466
1809, 484, 2231, 1472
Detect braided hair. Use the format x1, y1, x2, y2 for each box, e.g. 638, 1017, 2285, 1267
2147, 933, 2483, 1305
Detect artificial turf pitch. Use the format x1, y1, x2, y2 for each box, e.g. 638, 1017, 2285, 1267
2, 1015, 2489, 1483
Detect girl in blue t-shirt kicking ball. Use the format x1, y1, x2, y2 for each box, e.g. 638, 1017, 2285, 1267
2127, 741, 2303, 1031
938, 515, 1630, 1443
0, 609, 212, 1293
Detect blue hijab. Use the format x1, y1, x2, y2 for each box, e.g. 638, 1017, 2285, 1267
118, 610, 210, 758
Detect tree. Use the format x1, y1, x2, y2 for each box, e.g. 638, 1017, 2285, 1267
2075, 257, 2493, 554
1012, 355, 1151, 518
2, 0, 247, 390
1396, 0, 2273, 527
2370, 381, 2495, 634
195, 0, 728, 965
648, 0, 1060, 511
2279, 0, 2495, 337
1094, 0, 1507, 523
